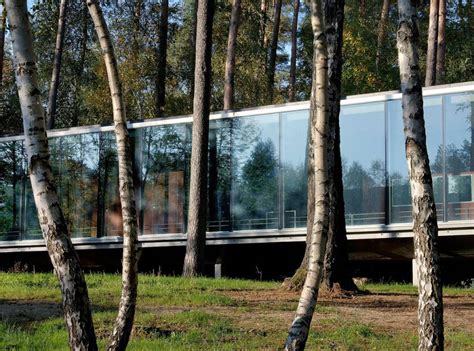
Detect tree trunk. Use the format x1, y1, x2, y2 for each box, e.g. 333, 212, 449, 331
267, 0, 282, 104
46, 0, 68, 130
189, 0, 198, 111
223, 0, 241, 110
182, 0, 214, 277
6, 1, 97, 349
322, 0, 358, 293
86, 1, 140, 350
0, 2, 6, 86
284, 0, 329, 349
375, 0, 390, 70
425, 0, 439, 87
396, 1, 444, 350
260, 0, 268, 48
435, 0, 446, 85
156, 0, 168, 117
288, 0, 300, 102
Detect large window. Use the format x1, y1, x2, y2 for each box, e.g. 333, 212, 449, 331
340, 102, 386, 225
137, 125, 190, 234
281, 110, 309, 228
445, 92, 474, 221
231, 114, 279, 230
388, 96, 444, 223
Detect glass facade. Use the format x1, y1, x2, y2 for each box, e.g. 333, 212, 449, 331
1, 86, 474, 242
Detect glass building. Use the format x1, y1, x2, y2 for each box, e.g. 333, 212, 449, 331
0, 82, 474, 246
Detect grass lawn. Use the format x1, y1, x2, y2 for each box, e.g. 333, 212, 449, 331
0, 273, 472, 350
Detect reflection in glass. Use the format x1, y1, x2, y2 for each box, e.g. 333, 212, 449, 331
341, 103, 386, 225
445, 92, 474, 220
282, 110, 309, 228
138, 125, 190, 234
208, 119, 232, 231
388, 96, 444, 223
0, 141, 26, 240
232, 114, 279, 230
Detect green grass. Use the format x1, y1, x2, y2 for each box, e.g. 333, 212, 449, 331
0, 273, 472, 350
358, 282, 474, 296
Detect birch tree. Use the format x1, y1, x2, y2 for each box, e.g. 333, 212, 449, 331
289, 0, 300, 102
183, 0, 214, 277
284, 0, 330, 348
6, 0, 97, 349
397, 0, 444, 349
46, 0, 68, 130
223, 0, 241, 110
86, 1, 140, 349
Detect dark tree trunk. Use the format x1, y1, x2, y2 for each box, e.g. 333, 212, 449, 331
267, 0, 282, 104
223, 0, 241, 111
183, 0, 214, 277
46, 0, 68, 130
435, 0, 446, 85
322, 0, 358, 293
6, 1, 97, 349
0, 3, 6, 86
425, 0, 439, 86
284, 0, 357, 294
156, 0, 168, 117
288, 0, 300, 102
397, 0, 444, 349
375, 0, 390, 70
189, 0, 198, 111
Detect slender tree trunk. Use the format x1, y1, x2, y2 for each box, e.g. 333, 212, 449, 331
322, 0, 358, 293
425, 0, 439, 86
189, 0, 198, 111
223, 0, 241, 110
86, 1, 140, 350
156, 0, 168, 117
46, 0, 68, 130
183, 0, 214, 277
267, 0, 282, 104
0, 2, 6, 86
6, 1, 97, 349
435, 0, 446, 85
284, 0, 329, 349
375, 0, 390, 70
396, 1, 444, 349
260, 0, 268, 48
288, 0, 300, 102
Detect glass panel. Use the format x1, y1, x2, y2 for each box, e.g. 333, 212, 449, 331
231, 114, 279, 230
388, 96, 444, 223
282, 110, 309, 228
341, 102, 386, 225
49, 133, 101, 238
0, 141, 26, 241
445, 92, 474, 221
138, 124, 189, 234
208, 119, 232, 232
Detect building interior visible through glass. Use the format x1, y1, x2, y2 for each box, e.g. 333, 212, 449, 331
0, 85, 473, 241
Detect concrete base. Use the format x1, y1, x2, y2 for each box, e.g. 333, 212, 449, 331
214, 263, 222, 279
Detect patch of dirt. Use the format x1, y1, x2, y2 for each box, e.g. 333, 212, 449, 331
220, 289, 474, 334
0, 300, 61, 323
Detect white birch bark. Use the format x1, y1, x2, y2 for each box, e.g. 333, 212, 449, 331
397, 1, 444, 349
284, 0, 329, 349
6, 1, 97, 349
86, 1, 140, 350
